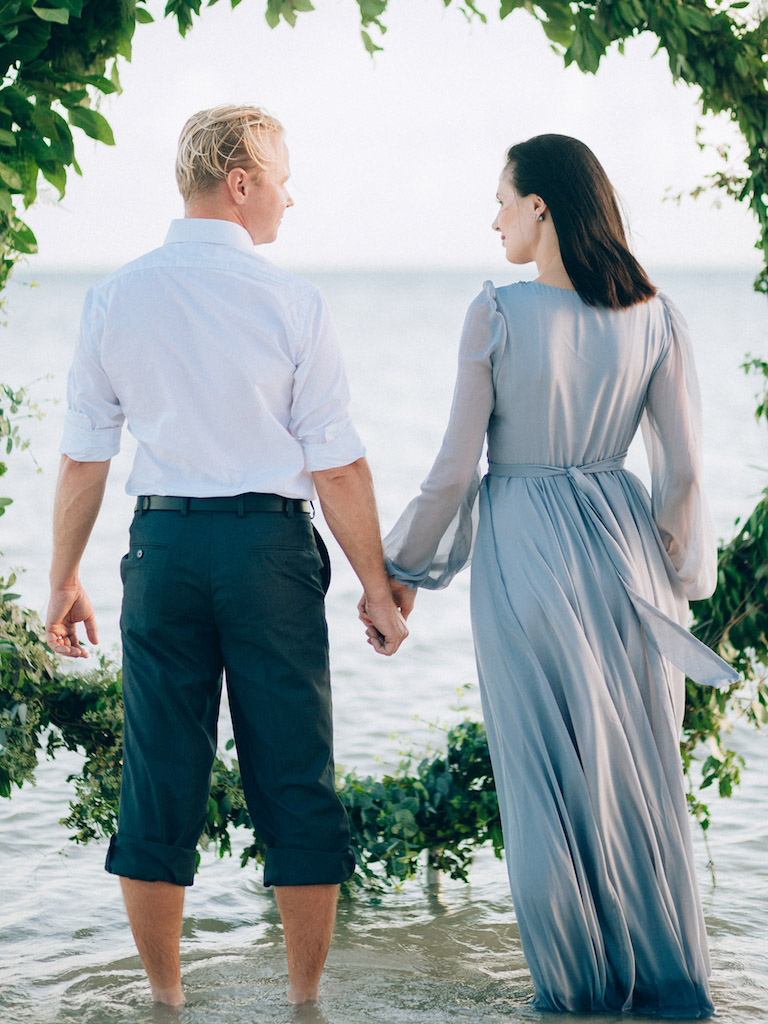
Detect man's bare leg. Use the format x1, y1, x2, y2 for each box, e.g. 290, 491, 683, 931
274, 884, 339, 1004
120, 877, 186, 1006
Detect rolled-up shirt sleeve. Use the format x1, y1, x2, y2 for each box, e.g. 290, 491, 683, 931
290, 290, 365, 471
60, 287, 124, 462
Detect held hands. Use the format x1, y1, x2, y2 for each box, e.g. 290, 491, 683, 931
357, 578, 416, 656
45, 581, 98, 659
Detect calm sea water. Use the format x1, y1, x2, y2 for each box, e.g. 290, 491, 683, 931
0, 268, 766, 1023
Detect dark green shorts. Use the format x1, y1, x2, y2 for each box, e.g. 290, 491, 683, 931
105, 499, 355, 888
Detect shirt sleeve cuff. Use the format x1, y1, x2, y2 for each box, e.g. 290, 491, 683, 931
300, 421, 366, 472
60, 409, 121, 462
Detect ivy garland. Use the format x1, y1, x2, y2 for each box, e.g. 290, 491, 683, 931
0, 0, 767, 889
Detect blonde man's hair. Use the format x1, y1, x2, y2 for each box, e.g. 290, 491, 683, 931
175, 104, 284, 203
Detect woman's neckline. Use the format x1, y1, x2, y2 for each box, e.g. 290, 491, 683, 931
520, 280, 579, 293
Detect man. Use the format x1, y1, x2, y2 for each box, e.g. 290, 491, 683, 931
45, 104, 408, 1007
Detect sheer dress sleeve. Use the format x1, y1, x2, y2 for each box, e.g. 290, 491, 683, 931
641, 293, 717, 600
383, 282, 506, 589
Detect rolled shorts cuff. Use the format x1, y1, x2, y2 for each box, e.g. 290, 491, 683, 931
105, 833, 197, 886
263, 846, 356, 887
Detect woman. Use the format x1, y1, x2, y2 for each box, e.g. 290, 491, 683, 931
372, 135, 738, 1017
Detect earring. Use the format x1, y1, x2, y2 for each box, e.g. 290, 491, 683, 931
537, 213, 545, 222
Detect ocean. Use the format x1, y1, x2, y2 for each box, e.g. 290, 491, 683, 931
0, 267, 766, 1023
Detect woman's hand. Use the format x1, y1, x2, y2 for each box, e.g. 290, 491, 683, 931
388, 579, 417, 620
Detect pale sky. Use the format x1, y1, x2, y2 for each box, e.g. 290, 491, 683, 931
24, 0, 761, 272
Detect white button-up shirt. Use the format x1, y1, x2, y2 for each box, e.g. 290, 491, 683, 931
60, 218, 365, 498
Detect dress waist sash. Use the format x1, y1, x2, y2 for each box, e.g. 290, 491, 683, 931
488, 453, 627, 479
486, 453, 737, 691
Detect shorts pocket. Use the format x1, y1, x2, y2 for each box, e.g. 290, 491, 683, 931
120, 542, 169, 581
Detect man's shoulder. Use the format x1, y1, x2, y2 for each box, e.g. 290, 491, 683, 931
87, 245, 172, 297
243, 255, 323, 304
89, 241, 324, 309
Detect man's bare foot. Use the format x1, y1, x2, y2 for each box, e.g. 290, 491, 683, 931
291, 999, 329, 1022
151, 983, 186, 1007
287, 985, 319, 1005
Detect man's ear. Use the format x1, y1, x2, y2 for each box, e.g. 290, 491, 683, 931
225, 167, 251, 205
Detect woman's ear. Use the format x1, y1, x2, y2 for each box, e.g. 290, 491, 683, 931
531, 195, 547, 222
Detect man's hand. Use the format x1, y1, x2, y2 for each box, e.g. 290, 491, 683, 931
46, 581, 98, 658
46, 455, 110, 659
313, 458, 411, 657
357, 592, 408, 656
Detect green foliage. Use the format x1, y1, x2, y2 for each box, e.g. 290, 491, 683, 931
1, 554, 764, 891
0, 576, 124, 823
682, 356, 768, 827
0, 573, 55, 796
336, 719, 503, 890
0, 383, 28, 516
692, 492, 768, 682
0, 378, 43, 518
0, 0, 141, 290
0, 599, 505, 889
742, 355, 768, 426
0, 1, 765, 292
268, 0, 768, 295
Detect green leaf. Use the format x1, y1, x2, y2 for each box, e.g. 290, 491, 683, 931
0, 189, 12, 214
59, 89, 89, 110
116, 32, 132, 60
0, 129, 15, 148
292, 0, 315, 10
361, 28, 383, 54
76, 74, 120, 96
358, 0, 386, 17
0, 162, 22, 190
135, 7, 155, 23
8, 220, 37, 254
41, 162, 66, 197
541, 13, 574, 48
280, 2, 297, 27
31, 6, 70, 23
30, 106, 57, 140
68, 107, 115, 146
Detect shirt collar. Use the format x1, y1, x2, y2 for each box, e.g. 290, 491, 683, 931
164, 218, 255, 253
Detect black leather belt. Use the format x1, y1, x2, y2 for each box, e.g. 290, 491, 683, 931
135, 493, 311, 514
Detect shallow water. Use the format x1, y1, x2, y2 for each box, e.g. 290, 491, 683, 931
1, 268, 766, 1022
2, 725, 766, 1023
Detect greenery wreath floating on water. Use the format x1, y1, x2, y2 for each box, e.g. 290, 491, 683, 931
1, 514, 767, 892
0, 1, 767, 889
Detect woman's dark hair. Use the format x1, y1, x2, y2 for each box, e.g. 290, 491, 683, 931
504, 134, 656, 309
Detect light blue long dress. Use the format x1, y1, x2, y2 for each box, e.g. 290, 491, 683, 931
384, 281, 739, 1017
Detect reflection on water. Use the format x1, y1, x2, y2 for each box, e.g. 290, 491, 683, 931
1, 270, 767, 1023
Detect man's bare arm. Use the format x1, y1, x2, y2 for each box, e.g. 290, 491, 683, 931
312, 457, 407, 656
46, 455, 110, 659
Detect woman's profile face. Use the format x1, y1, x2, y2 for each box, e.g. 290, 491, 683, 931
492, 172, 536, 265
